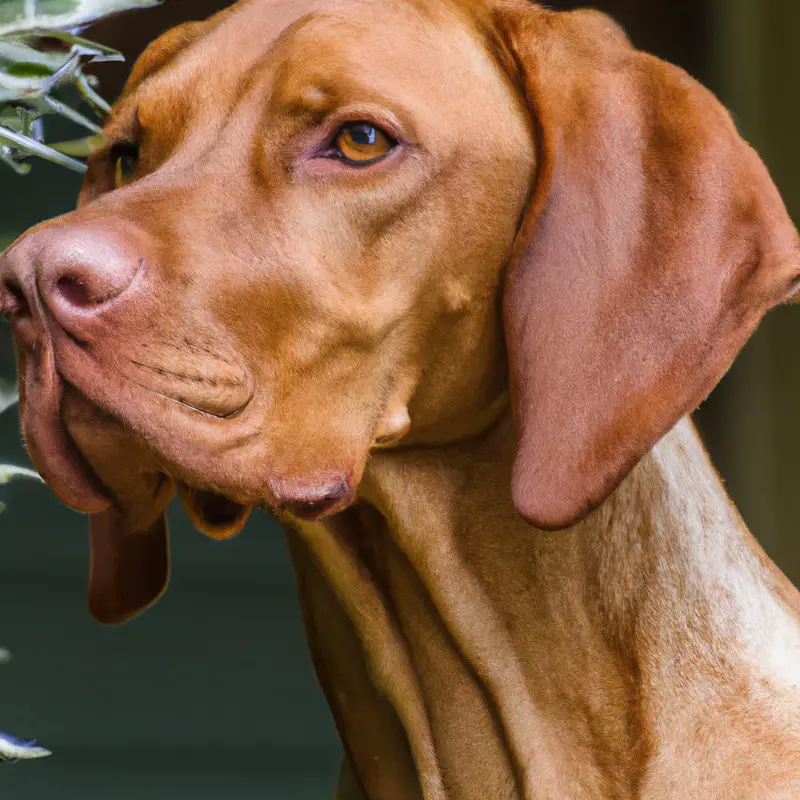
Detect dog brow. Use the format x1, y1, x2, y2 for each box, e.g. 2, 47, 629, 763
122, 21, 209, 99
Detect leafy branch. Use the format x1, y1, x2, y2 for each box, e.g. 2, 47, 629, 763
0, 0, 164, 764
0, 0, 161, 174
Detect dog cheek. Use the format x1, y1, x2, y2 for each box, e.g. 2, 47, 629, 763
61, 389, 173, 531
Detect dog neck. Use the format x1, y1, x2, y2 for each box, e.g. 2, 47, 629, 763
288, 415, 800, 799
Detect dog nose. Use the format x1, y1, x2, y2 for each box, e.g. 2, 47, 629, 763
1, 222, 143, 337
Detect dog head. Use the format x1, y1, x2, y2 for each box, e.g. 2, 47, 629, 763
2, 0, 798, 621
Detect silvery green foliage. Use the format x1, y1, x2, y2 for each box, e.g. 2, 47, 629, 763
0, 334, 47, 763
0, 363, 41, 508
0, 0, 159, 768
0, 437, 49, 762
0, 377, 16, 416
0, 459, 42, 486
0, 402, 42, 510
0, 0, 160, 37
0, 645, 50, 760
0, 732, 51, 761
0, 0, 161, 173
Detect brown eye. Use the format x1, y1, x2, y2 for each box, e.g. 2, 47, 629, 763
333, 122, 395, 164
112, 143, 139, 187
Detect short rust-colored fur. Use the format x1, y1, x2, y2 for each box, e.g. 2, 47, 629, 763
3, 0, 800, 797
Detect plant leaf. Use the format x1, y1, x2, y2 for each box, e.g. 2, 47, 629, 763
0, 39, 67, 73
5, 61, 53, 78
75, 69, 110, 115
48, 131, 107, 156
0, 0, 162, 38
0, 149, 30, 174
0, 731, 50, 762
18, 30, 124, 63
0, 3, 147, 174
0, 464, 42, 483
0, 123, 88, 172
43, 93, 102, 132
0, 378, 17, 415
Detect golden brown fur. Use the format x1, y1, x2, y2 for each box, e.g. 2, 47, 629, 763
3, 1, 800, 797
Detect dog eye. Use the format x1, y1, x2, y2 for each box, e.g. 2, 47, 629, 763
111, 143, 139, 188
333, 122, 395, 165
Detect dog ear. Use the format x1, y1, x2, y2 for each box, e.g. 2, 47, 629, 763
496, 5, 800, 529
88, 510, 170, 625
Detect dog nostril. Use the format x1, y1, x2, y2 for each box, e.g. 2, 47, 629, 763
55, 275, 92, 307
1, 278, 30, 319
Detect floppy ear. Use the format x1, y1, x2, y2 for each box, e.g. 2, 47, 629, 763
88, 510, 170, 625
496, 4, 800, 529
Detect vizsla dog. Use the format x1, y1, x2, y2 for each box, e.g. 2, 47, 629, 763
3, 0, 800, 796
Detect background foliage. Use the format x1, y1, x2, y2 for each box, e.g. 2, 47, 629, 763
0, 0, 157, 766
0, 0, 161, 175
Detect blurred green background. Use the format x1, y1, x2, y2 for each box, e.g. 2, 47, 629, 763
2, 0, 800, 797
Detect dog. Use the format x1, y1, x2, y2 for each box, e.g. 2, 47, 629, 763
3, 0, 800, 796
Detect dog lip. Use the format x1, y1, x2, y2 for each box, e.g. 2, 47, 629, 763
2, 267, 110, 512
21, 365, 111, 514
270, 475, 354, 521
276, 495, 351, 521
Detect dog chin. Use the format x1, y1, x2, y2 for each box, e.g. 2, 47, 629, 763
177, 479, 352, 538
56, 375, 360, 534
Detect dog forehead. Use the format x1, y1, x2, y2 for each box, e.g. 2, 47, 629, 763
131, 0, 492, 107
204, 0, 475, 47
